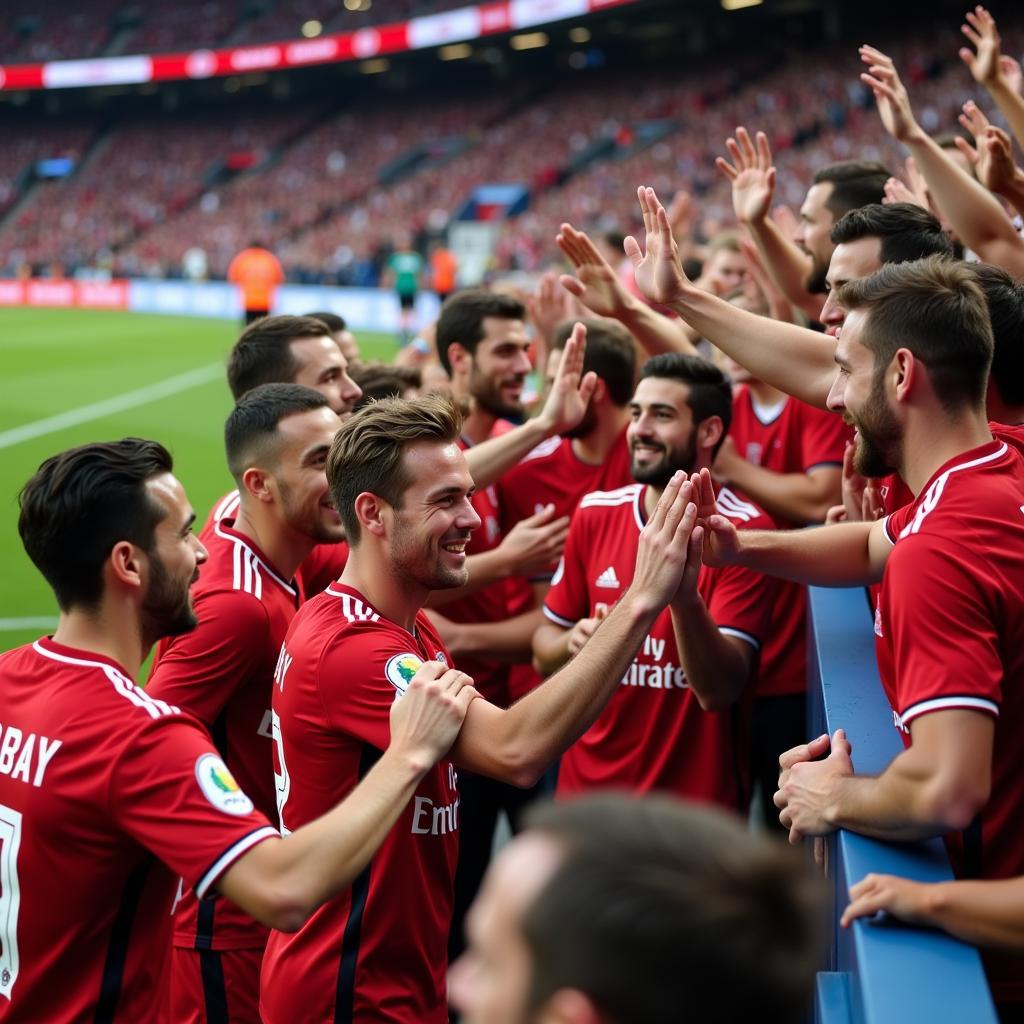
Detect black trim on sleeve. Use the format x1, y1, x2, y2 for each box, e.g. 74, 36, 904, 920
334, 744, 383, 1024
195, 896, 216, 951
94, 856, 153, 1024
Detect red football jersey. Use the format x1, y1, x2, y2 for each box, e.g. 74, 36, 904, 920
205, 489, 348, 602
878, 439, 1024, 1000
0, 638, 276, 1023
497, 427, 633, 701
729, 388, 849, 697
260, 584, 458, 1024
149, 519, 299, 951
543, 483, 777, 807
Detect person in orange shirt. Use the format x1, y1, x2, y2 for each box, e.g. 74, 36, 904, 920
430, 242, 457, 303
228, 241, 285, 324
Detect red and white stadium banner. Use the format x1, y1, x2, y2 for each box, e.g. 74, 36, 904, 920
0, 280, 129, 309
0, 0, 638, 92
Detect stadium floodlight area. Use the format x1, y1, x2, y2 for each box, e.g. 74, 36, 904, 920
806, 587, 997, 1024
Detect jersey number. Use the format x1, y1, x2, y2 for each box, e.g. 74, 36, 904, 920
270, 711, 292, 836
0, 803, 22, 1001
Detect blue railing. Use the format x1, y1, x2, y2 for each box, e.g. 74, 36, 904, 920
806, 586, 997, 1024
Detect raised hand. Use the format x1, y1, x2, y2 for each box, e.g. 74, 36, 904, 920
666, 188, 697, 240
624, 185, 692, 307
999, 54, 1023, 96
527, 269, 576, 348
688, 467, 742, 567
883, 176, 926, 208
628, 473, 700, 615
535, 321, 598, 436
860, 45, 922, 144
566, 606, 608, 656
715, 126, 777, 224
496, 504, 570, 578
556, 222, 632, 319
956, 102, 1021, 195
960, 5, 1003, 88
389, 662, 478, 769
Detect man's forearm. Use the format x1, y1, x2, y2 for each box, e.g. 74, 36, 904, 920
464, 418, 550, 489
617, 296, 700, 357
667, 285, 835, 408
531, 620, 573, 676
732, 522, 881, 586
746, 216, 822, 320
986, 78, 1024, 155
919, 878, 1024, 951
669, 598, 750, 711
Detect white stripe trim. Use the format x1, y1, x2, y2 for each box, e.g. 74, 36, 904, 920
899, 443, 1008, 539
213, 491, 241, 522
542, 606, 577, 628
716, 487, 760, 523
579, 485, 641, 508
718, 626, 760, 651
31, 642, 180, 716
214, 522, 295, 597
195, 826, 279, 900
900, 695, 999, 725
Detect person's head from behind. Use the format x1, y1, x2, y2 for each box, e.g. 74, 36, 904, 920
227, 314, 362, 416
629, 353, 733, 486
436, 289, 530, 419
449, 793, 821, 1024
830, 256, 993, 477
326, 394, 481, 590
820, 202, 953, 335
350, 362, 423, 409
970, 262, 1024, 418
701, 232, 748, 297
795, 161, 890, 294
225, 383, 343, 545
18, 439, 207, 643
549, 318, 637, 437
304, 309, 360, 363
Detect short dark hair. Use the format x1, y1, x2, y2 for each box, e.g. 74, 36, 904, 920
970, 262, 1024, 408
830, 202, 953, 264
350, 362, 422, 409
435, 289, 526, 375
224, 383, 330, 482
18, 439, 173, 612
327, 393, 463, 543
639, 353, 733, 452
521, 795, 821, 1024
226, 315, 332, 399
836, 256, 993, 413
305, 310, 347, 333
552, 318, 637, 406
812, 161, 890, 220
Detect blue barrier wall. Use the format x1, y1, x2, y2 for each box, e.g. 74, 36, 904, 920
806, 586, 997, 1024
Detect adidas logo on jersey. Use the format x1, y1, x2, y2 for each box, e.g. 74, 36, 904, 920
596, 566, 620, 588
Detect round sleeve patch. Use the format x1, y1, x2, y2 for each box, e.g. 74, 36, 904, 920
195, 753, 255, 816
384, 652, 423, 695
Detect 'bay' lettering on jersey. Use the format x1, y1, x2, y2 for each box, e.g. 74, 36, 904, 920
273, 645, 293, 691
410, 794, 460, 835
0, 723, 62, 787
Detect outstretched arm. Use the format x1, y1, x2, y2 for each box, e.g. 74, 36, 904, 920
861, 44, 1024, 276
463, 322, 597, 487
625, 185, 837, 407
716, 126, 823, 321
842, 873, 1024, 951
955, 101, 1024, 220
556, 222, 700, 356
959, 5, 1024, 152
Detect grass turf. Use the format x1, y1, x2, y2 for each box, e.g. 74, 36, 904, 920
0, 307, 396, 653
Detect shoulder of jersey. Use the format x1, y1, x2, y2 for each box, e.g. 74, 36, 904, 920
203, 521, 295, 601
716, 486, 769, 527
579, 483, 642, 509
31, 640, 183, 721
323, 586, 383, 625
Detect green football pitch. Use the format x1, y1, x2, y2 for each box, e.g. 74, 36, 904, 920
0, 308, 397, 654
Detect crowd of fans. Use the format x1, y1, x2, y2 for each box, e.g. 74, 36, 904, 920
6, 4, 1024, 1023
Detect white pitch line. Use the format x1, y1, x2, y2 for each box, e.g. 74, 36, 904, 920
0, 617, 58, 631
0, 363, 224, 449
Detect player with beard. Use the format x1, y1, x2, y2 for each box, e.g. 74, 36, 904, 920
533, 353, 778, 806
148, 384, 345, 1024
260, 393, 704, 1023
0, 438, 476, 1023
685, 258, 1024, 1015
717, 125, 888, 321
